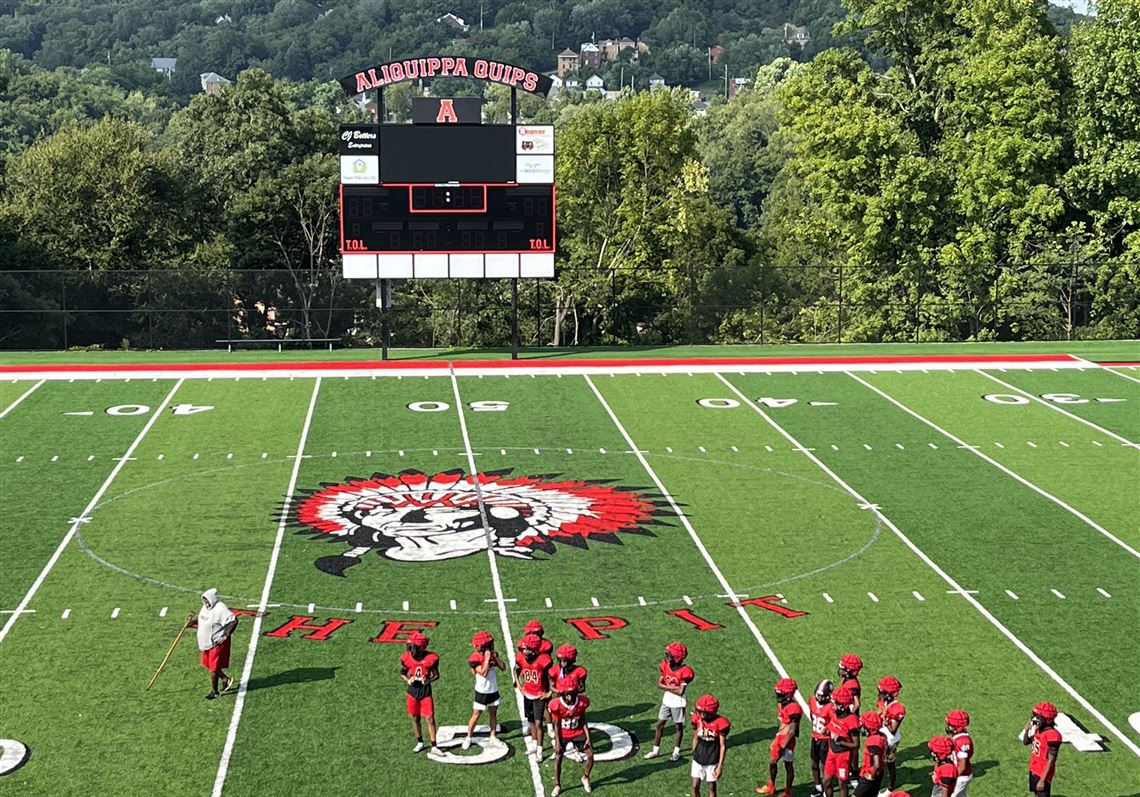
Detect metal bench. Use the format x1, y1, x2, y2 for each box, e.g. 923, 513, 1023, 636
215, 338, 340, 353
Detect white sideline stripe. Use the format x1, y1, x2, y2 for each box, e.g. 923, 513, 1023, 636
1075, 356, 1140, 385
212, 377, 321, 797
0, 379, 44, 419
0, 357, 1087, 382
449, 368, 545, 797
585, 374, 804, 710
847, 372, 1140, 560
0, 379, 183, 645
714, 372, 1140, 759
977, 370, 1139, 447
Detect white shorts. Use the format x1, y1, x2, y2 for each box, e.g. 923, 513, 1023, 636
883, 727, 901, 763
691, 762, 719, 782
950, 774, 972, 796
658, 703, 685, 723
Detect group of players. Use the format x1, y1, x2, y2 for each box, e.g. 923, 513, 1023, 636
398, 625, 1064, 797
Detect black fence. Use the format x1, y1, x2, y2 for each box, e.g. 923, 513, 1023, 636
0, 262, 1104, 350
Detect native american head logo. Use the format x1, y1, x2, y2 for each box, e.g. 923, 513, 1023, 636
289, 469, 672, 576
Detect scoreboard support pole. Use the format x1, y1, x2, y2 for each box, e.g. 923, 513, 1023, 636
376, 278, 391, 360
510, 278, 520, 360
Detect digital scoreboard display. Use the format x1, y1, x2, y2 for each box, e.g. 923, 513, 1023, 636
341, 184, 555, 253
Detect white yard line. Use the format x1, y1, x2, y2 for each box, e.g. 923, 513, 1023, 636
714, 372, 1140, 758
450, 368, 546, 797
583, 375, 803, 709
976, 370, 1138, 447
847, 372, 1140, 560
212, 377, 322, 797
0, 379, 45, 419
0, 379, 183, 644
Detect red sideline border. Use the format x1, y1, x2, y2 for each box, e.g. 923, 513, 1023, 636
0, 352, 1085, 376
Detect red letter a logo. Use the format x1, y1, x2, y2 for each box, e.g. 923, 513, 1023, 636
436, 99, 458, 124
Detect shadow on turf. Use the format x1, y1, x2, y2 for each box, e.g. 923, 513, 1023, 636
245, 666, 338, 691
590, 725, 772, 789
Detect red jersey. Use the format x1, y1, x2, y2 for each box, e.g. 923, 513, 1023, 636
809, 697, 833, 741
536, 638, 553, 657
932, 761, 958, 791
515, 652, 552, 698
549, 663, 589, 692
400, 651, 439, 698
1029, 727, 1062, 782
827, 712, 860, 753
841, 677, 861, 702
876, 698, 906, 728
691, 712, 731, 766
952, 731, 974, 776
549, 694, 590, 739
777, 701, 803, 733
860, 731, 885, 778
659, 660, 695, 692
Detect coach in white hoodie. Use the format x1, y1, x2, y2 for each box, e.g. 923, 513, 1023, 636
193, 588, 237, 700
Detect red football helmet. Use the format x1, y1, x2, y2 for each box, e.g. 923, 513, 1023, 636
775, 678, 798, 699
832, 687, 854, 711
665, 641, 688, 661
927, 736, 954, 758
524, 619, 544, 635
877, 676, 902, 697
945, 709, 970, 732
860, 711, 882, 733
407, 631, 428, 648
556, 643, 578, 662
695, 694, 720, 714
888, 792, 913, 797
556, 674, 580, 693
1033, 702, 1058, 721
519, 633, 541, 651
472, 630, 494, 650
838, 654, 863, 675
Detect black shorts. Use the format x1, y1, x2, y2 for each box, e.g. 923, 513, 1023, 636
811, 738, 829, 766
473, 690, 500, 709
1029, 774, 1052, 796
524, 696, 547, 723
853, 776, 883, 797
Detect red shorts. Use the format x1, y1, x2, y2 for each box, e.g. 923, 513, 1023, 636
406, 694, 435, 718
200, 636, 231, 673
824, 750, 849, 781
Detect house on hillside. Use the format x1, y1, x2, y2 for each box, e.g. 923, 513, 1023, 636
648, 73, 666, 92
150, 57, 177, 77
783, 24, 811, 46
579, 42, 601, 67
585, 74, 604, 92
728, 76, 751, 99
200, 72, 232, 94
708, 45, 725, 65
437, 13, 469, 32
557, 49, 579, 77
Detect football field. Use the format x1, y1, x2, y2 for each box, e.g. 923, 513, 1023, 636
1, 350, 1138, 796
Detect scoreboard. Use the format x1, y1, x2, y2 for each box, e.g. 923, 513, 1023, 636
339, 121, 555, 280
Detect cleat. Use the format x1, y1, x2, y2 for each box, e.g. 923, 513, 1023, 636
534, 748, 543, 763
581, 776, 592, 793
812, 788, 823, 797
221, 675, 234, 692
670, 748, 681, 762
461, 736, 472, 750
412, 741, 425, 753
205, 691, 219, 701
551, 788, 562, 797
643, 748, 659, 760
756, 785, 776, 795
429, 746, 444, 757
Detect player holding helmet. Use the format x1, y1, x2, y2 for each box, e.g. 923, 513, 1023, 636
1022, 702, 1062, 795
757, 678, 802, 796
646, 641, 695, 762
928, 736, 959, 797
463, 630, 506, 749
691, 693, 730, 797
876, 676, 906, 792
514, 633, 553, 760
808, 680, 835, 796
945, 710, 973, 795
549, 675, 593, 795
852, 711, 885, 797
399, 631, 442, 756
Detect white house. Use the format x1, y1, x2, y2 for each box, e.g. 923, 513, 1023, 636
150, 57, 177, 77
585, 74, 605, 91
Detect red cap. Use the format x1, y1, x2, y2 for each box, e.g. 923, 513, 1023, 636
524, 619, 544, 635
832, 687, 853, 707
927, 736, 954, 757
775, 678, 798, 695
519, 633, 541, 651
839, 654, 863, 674
665, 641, 688, 660
877, 676, 901, 695
472, 631, 493, 649
556, 643, 578, 661
860, 711, 882, 733
407, 631, 428, 648
945, 709, 970, 731
695, 694, 719, 714
1033, 702, 1058, 721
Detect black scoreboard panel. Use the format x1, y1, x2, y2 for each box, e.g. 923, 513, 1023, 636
341, 184, 555, 254
379, 125, 515, 183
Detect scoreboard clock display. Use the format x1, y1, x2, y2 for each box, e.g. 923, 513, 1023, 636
341, 184, 555, 254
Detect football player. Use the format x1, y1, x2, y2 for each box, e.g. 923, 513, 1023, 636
928, 736, 959, 797
399, 631, 442, 756
945, 710, 973, 796
808, 680, 835, 796
837, 655, 863, 789
523, 618, 554, 656
822, 687, 860, 797
876, 676, 906, 792
514, 633, 553, 760
464, 630, 506, 749
1022, 702, 1062, 795
757, 678, 802, 796
691, 693, 730, 797
853, 712, 885, 797
646, 641, 695, 762
549, 644, 589, 760
549, 675, 593, 796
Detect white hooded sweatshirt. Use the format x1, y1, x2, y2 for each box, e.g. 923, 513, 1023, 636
197, 588, 236, 652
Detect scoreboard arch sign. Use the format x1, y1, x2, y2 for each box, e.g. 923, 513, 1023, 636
338, 56, 554, 99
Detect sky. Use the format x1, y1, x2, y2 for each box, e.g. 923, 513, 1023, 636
1051, 0, 1090, 14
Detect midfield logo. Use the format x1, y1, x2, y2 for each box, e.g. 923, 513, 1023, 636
290, 469, 671, 576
